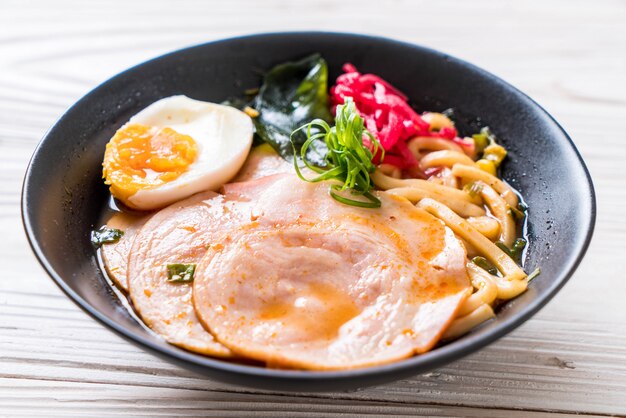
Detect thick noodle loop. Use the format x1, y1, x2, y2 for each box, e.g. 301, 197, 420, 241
443, 303, 495, 340
420, 150, 475, 169
408, 136, 464, 158
372, 171, 483, 206
478, 182, 516, 247
451, 163, 519, 208
457, 263, 499, 317
373, 124, 531, 340
417, 198, 527, 282
466, 216, 501, 241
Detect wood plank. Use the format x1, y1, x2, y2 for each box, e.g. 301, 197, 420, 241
2, 289, 625, 414
2, 380, 608, 418
1, 0, 625, 415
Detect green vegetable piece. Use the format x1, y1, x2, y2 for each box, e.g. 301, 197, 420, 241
472, 127, 497, 156
291, 98, 383, 209
472, 256, 498, 275
495, 241, 512, 257
463, 181, 483, 198
91, 226, 124, 248
252, 54, 333, 166
330, 186, 381, 208
496, 238, 527, 261
512, 238, 527, 255
472, 127, 508, 168
527, 267, 541, 282
166, 264, 196, 283
508, 205, 526, 221
472, 133, 488, 155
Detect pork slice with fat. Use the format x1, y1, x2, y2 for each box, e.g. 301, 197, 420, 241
194, 176, 471, 369
101, 212, 150, 292
128, 190, 254, 357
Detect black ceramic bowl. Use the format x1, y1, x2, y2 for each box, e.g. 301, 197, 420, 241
22, 32, 595, 391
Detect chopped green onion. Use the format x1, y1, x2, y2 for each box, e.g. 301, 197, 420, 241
463, 181, 483, 198
496, 238, 527, 261
472, 134, 488, 155
91, 226, 124, 247
473, 127, 507, 167
291, 97, 383, 208
472, 127, 495, 155
495, 242, 512, 257
472, 256, 498, 275
508, 205, 526, 221
166, 264, 196, 283
472, 127, 509, 165
527, 267, 541, 282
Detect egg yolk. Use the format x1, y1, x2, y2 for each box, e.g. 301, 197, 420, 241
103, 123, 198, 204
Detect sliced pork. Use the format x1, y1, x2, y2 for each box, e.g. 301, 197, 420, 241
127, 190, 249, 357
101, 212, 150, 291
232, 143, 292, 183
193, 175, 471, 370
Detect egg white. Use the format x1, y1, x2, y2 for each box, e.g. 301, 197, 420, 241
124, 95, 253, 210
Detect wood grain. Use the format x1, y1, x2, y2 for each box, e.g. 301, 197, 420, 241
1, 0, 625, 416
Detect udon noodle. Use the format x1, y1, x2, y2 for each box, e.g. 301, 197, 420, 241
373, 113, 529, 339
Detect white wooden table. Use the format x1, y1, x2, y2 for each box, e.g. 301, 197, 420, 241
2, 0, 625, 416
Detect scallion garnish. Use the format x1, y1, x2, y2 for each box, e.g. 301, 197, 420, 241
472, 256, 498, 276
291, 98, 383, 208
496, 238, 527, 261
463, 181, 483, 198
166, 263, 196, 283
527, 267, 541, 282
91, 226, 124, 247
508, 205, 526, 221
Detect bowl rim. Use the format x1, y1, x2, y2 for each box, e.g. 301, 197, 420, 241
21, 30, 597, 384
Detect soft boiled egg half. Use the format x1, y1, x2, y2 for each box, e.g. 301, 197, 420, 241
103, 95, 254, 210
